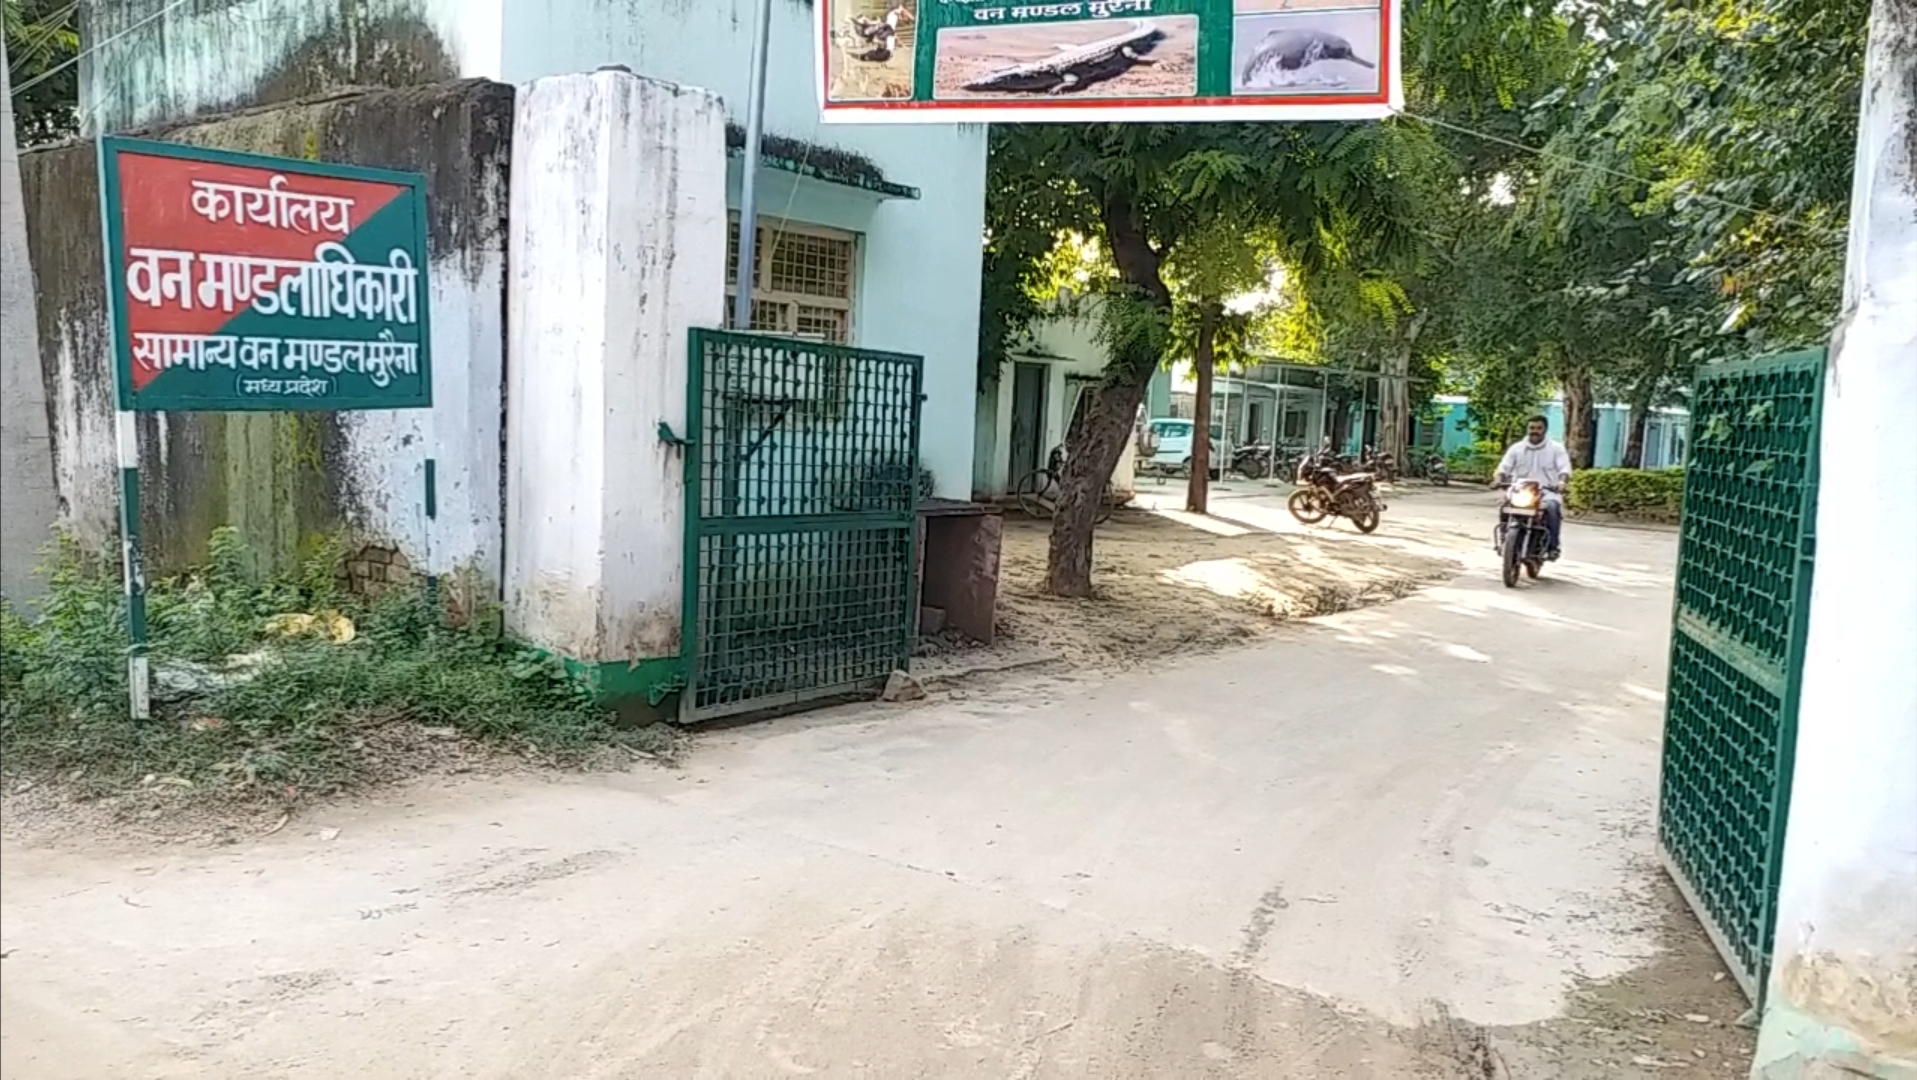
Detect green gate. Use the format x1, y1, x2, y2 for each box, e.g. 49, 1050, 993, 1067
678, 329, 923, 722
1658, 347, 1825, 1004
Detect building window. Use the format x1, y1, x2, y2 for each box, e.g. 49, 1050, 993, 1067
726, 216, 858, 344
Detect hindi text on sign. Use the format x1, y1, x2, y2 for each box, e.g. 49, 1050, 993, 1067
124, 243, 420, 323
189, 175, 356, 234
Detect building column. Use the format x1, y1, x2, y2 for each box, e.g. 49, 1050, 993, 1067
502, 69, 728, 705
1753, 1, 1917, 1075
1, 40, 61, 605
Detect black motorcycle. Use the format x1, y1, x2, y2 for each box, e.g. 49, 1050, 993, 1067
1494, 479, 1557, 587
1231, 442, 1275, 479
1425, 454, 1450, 486
1359, 444, 1398, 483
1290, 457, 1385, 533
1293, 439, 1352, 485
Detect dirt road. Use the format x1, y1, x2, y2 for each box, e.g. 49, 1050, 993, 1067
0, 492, 1751, 1078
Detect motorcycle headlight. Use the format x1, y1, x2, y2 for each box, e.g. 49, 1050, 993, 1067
1510, 487, 1539, 509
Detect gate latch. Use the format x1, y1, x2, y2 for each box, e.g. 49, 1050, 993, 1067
656, 421, 693, 450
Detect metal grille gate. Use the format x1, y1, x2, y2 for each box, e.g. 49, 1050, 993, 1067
679, 329, 923, 722
1658, 347, 1825, 1004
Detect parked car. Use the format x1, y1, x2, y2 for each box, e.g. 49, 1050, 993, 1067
1139, 417, 1222, 480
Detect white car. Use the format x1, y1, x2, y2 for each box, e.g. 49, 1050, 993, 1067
1141, 417, 1222, 478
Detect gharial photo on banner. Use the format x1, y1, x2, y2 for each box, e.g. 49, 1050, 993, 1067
817, 0, 1399, 124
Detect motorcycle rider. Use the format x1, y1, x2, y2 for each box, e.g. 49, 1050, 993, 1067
1493, 414, 1572, 558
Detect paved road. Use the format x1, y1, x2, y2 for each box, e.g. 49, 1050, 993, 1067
1, 493, 1723, 1079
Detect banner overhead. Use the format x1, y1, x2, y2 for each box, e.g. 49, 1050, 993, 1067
99, 137, 433, 413
817, 0, 1400, 124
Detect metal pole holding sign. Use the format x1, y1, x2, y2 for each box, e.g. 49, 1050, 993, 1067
114, 412, 151, 719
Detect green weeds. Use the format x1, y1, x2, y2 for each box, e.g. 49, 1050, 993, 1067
1, 529, 653, 804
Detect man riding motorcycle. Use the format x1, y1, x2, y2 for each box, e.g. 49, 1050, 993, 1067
1493, 414, 1572, 559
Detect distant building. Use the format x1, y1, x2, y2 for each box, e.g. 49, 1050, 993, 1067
974, 295, 1137, 499
1418, 396, 1690, 468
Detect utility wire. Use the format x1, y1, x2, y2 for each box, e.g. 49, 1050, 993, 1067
10, 0, 195, 98
1394, 106, 1845, 239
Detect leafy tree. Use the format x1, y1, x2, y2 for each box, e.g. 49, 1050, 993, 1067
988, 120, 1424, 594
1539, 0, 1862, 355
1162, 218, 1284, 514
3, 0, 80, 146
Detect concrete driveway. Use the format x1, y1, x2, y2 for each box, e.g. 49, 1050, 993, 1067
0, 493, 1753, 1079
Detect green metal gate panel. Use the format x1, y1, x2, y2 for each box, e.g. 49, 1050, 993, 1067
1658, 347, 1825, 1005
679, 329, 923, 722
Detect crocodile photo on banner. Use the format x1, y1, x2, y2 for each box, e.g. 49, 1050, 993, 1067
98, 137, 433, 413
817, 0, 1398, 123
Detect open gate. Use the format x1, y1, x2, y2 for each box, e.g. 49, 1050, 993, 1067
1658, 347, 1825, 1004
679, 329, 923, 722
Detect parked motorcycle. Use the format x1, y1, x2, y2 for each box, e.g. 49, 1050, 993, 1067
1359, 444, 1398, 483
1288, 456, 1386, 533
1293, 439, 1351, 486
1425, 454, 1450, 486
1494, 479, 1557, 587
1231, 442, 1275, 480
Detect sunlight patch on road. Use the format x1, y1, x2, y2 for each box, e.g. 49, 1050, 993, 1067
1621, 683, 1666, 705
1443, 643, 1493, 664
1146, 506, 1251, 537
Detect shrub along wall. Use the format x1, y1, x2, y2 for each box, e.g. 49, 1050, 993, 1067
1568, 467, 1686, 522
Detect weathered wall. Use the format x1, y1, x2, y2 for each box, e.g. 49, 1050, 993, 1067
79, 0, 987, 504
1755, 1, 1917, 1074
505, 70, 726, 664
18, 79, 512, 583
1, 43, 61, 602
78, 0, 502, 136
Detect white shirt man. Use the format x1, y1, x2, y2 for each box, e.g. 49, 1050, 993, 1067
1496, 415, 1572, 554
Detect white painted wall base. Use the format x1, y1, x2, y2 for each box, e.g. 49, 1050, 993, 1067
1755, 2, 1917, 1074
504, 69, 727, 664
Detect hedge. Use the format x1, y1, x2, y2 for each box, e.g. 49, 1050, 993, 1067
1568, 467, 1686, 521
1445, 440, 1505, 480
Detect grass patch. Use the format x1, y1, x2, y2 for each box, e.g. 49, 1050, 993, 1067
1, 529, 672, 806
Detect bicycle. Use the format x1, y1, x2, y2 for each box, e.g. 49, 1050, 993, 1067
1015, 447, 1116, 525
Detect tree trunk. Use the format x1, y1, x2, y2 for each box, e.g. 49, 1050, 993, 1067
1185, 305, 1218, 514
1377, 311, 1429, 467
1045, 188, 1171, 597
1326, 387, 1355, 452
1560, 366, 1596, 470
1623, 385, 1652, 469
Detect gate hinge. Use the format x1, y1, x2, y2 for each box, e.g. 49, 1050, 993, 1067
656, 421, 693, 449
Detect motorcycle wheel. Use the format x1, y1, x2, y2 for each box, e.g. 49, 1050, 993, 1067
1287, 489, 1329, 525
1352, 507, 1381, 534
1501, 530, 1524, 588
1525, 559, 1542, 580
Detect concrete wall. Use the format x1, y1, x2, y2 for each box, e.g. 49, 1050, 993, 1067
500, 1, 985, 501
18, 80, 512, 582
79, 0, 987, 502
77, 0, 502, 135
1, 46, 61, 602
1756, 4, 1917, 1072
505, 71, 726, 665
